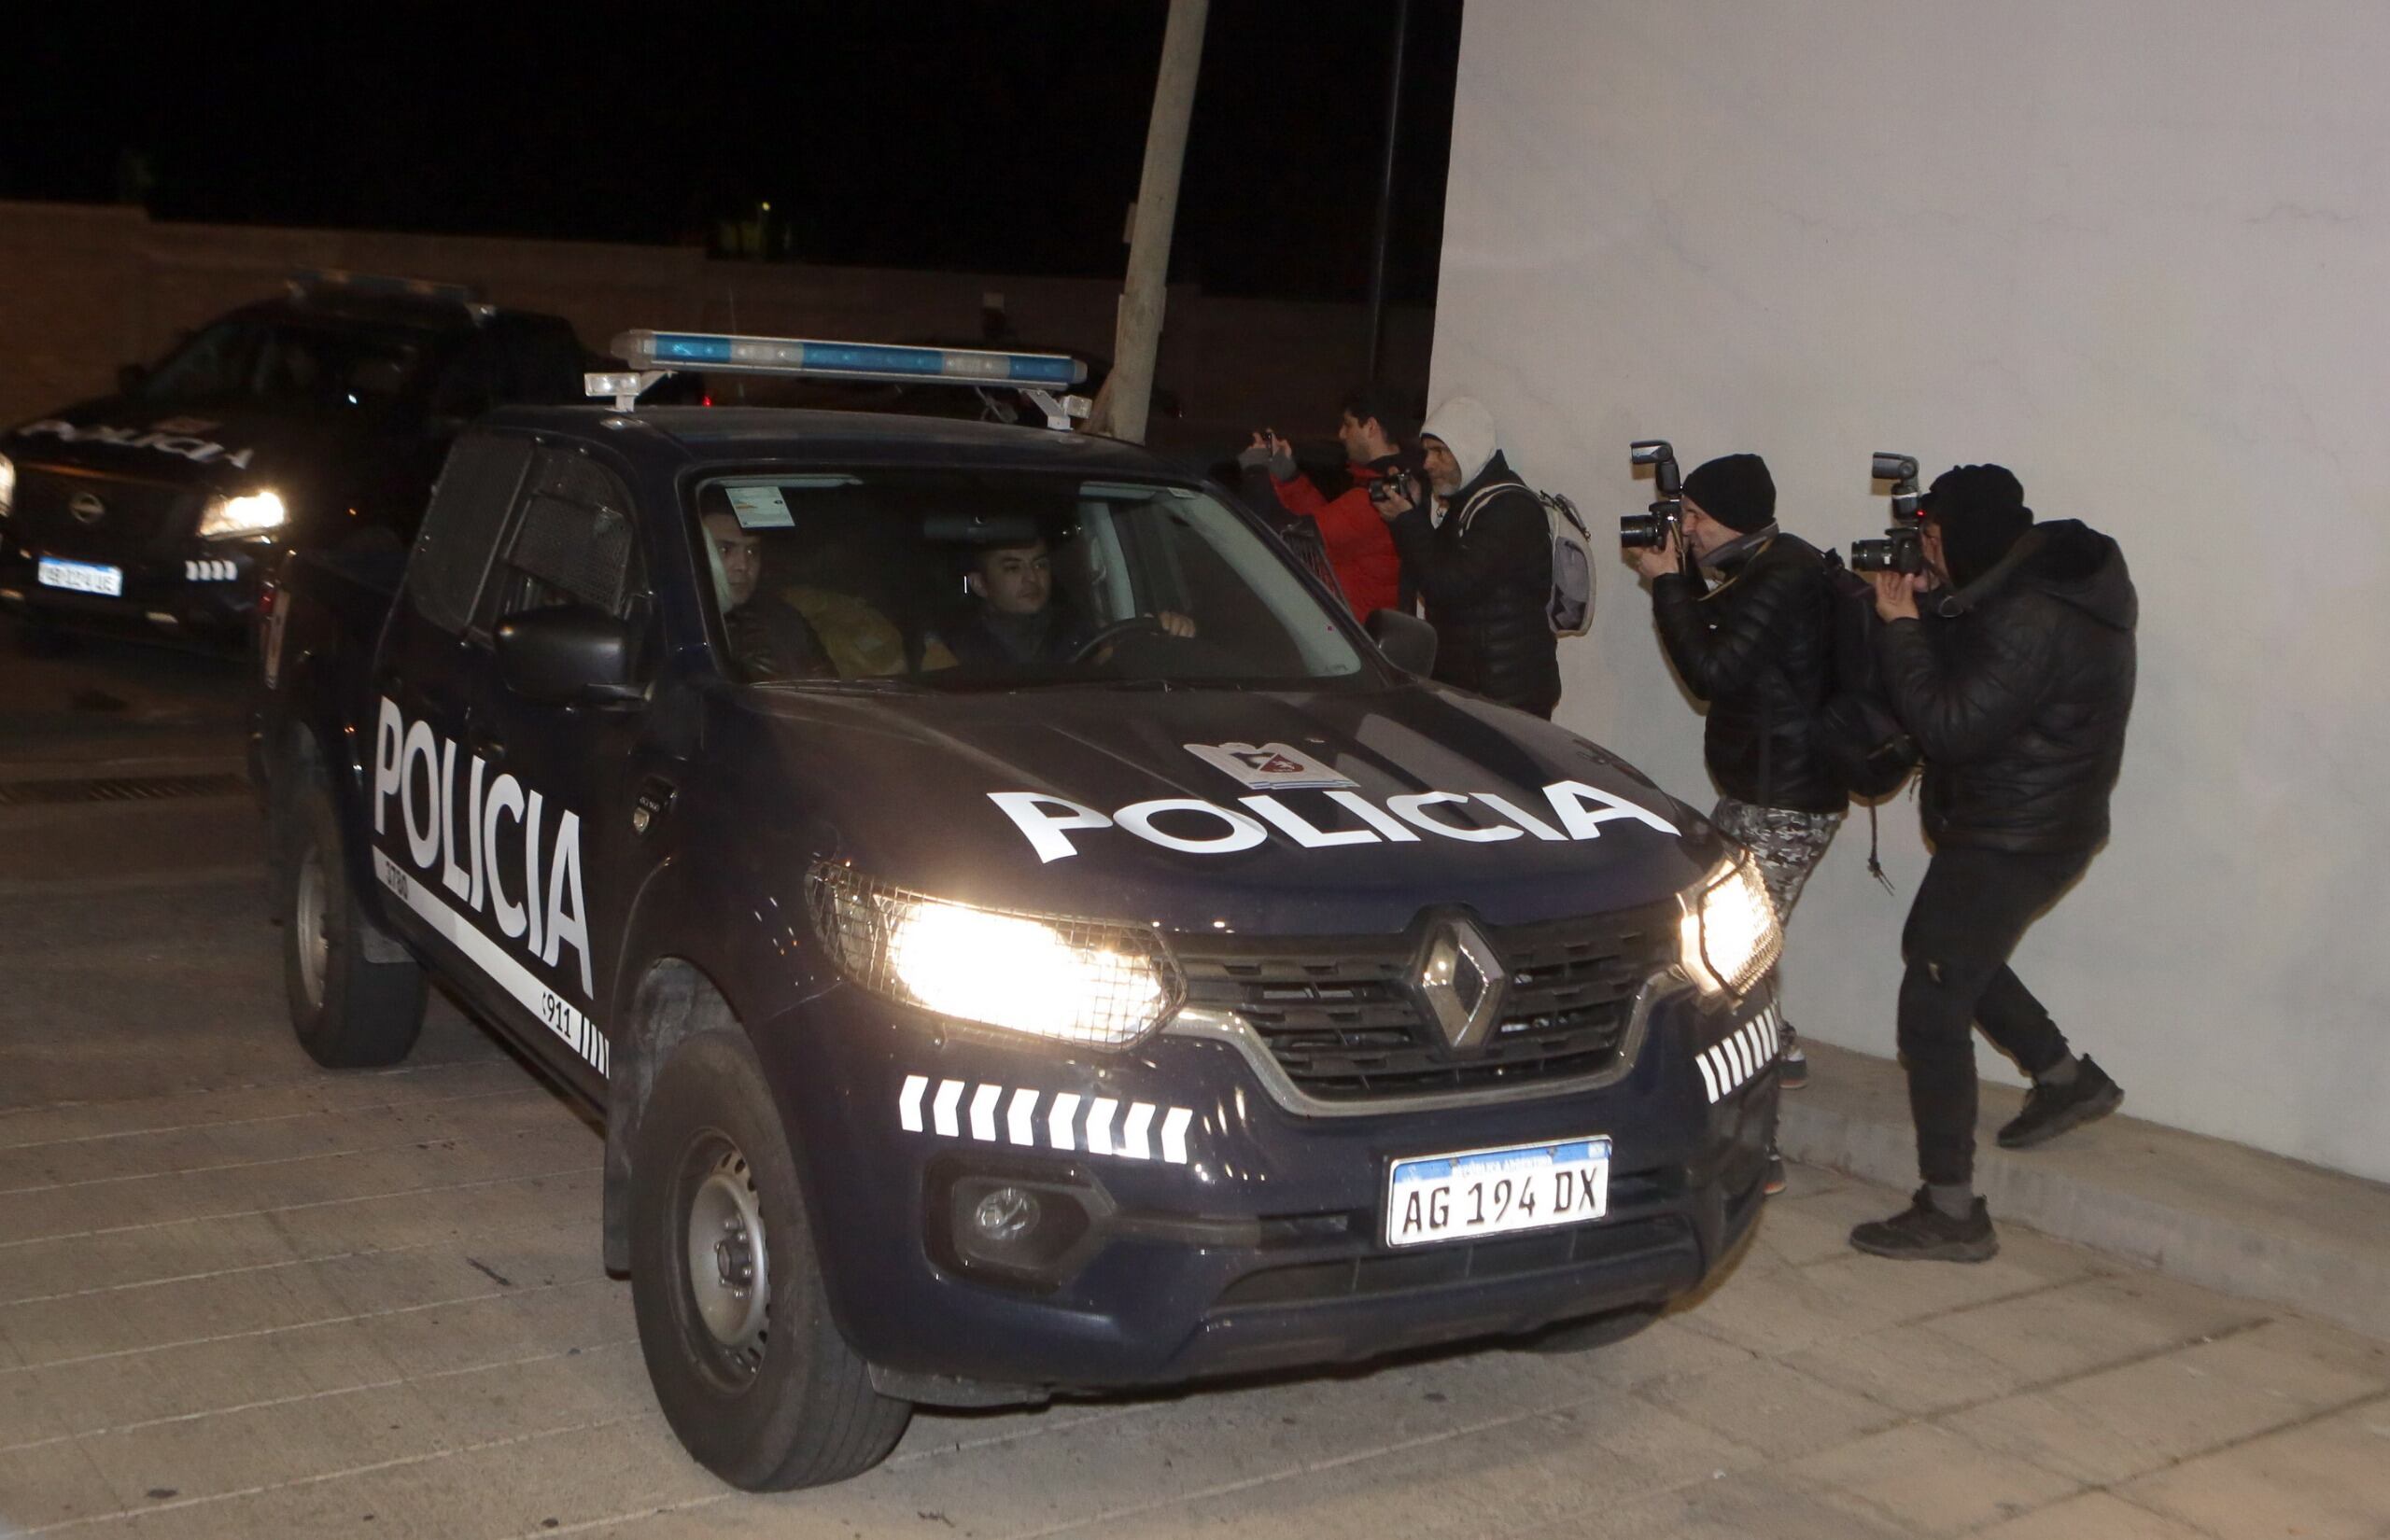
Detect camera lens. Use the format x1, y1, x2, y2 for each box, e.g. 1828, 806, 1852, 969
1850, 527, 1925, 575
1620, 513, 1665, 551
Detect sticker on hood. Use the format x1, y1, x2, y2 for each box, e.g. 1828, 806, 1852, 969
1184, 740, 1356, 791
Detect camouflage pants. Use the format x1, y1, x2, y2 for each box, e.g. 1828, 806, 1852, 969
1712, 797, 1843, 1048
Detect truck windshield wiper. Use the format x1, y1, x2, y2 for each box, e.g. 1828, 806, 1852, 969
751, 677, 922, 696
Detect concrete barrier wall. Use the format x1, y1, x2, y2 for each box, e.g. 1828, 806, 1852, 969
0, 200, 1431, 465
1434, 0, 2390, 1183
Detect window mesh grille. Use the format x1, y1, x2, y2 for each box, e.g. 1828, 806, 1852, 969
408, 435, 531, 633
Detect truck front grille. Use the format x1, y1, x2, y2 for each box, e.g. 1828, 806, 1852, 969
1174, 900, 1679, 1100
1215, 1207, 1692, 1307
12, 468, 203, 560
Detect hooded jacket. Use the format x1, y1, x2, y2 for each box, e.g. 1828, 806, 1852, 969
1652, 529, 1843, 813
1877, 519, 2137, 852
1387, 448, 1560, 716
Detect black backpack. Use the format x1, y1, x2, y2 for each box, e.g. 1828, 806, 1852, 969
1813, 551, 1919, 800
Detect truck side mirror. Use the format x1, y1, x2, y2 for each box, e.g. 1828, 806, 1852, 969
1366, 609, 1438, 676
494, 605, 642, 705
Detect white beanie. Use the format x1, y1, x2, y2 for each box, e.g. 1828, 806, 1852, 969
1420, 396, 1497, 488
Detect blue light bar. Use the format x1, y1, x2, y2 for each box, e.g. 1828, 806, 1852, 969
610, 329, 1088, 388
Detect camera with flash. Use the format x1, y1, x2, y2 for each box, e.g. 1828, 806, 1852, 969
1620, 440, 1683, 551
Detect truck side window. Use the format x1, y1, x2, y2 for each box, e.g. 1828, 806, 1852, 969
487, 449, 640, 623
407, 433, 533, 635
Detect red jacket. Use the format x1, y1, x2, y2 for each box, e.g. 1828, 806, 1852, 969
1266, 459, 1405, 619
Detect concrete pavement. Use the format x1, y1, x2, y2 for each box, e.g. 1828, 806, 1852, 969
1, 631, 2384, 1538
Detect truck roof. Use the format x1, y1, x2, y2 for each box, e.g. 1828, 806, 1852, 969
478, 404, 1184, 477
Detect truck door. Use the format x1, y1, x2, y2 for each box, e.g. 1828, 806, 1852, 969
365, 430, 541, 1049
468, 445, 658, 1098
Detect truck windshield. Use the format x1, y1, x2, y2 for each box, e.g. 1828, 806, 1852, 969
696, 470, 1371, 690
137, 319, 427, 412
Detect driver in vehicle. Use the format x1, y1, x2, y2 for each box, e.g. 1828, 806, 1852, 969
938, 536, 1193, 669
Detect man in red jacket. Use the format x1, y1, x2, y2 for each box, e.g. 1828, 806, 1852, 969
1238, 386, 1412, 620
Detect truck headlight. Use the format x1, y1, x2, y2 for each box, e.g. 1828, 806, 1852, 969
808, 863, 1183, 1049
1678, 855, 1782, 998
198, 489, 286, 539
0, 451, 15, 520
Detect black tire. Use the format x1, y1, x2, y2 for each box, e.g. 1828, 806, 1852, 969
280, 775, 427, 1068
1513, 1302, 1664, 1356
630, 1030, 911, 1490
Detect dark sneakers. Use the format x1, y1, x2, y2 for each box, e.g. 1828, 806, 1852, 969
1998, 1057, 2125, 1149
1849, 1188, 2000, 1262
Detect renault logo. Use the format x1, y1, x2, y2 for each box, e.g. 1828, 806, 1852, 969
1413, 917, 1508, 1050
69, 492, 106, 525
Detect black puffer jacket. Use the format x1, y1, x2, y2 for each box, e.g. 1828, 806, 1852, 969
1652, 530, 1843, 813
1387, 451, 1560, 716
1877, 519, 2137, 853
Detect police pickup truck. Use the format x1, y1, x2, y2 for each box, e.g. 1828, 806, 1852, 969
249, 331, 1786, 1491
1, 270, 585, 649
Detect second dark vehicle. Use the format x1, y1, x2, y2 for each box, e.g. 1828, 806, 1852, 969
0, 270, 587, 649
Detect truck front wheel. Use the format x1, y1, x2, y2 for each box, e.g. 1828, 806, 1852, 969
629, 1030, 911, 1490
281, 777, 427, 1068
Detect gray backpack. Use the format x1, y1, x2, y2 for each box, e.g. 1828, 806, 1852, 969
1457, 483, 1597, 637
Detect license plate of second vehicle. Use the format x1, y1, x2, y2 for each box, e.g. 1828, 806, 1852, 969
1385, 1136, 1610, 1247
35, 557, 124, 597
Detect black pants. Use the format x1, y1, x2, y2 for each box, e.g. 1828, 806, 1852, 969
1898, 846, 2090, 1186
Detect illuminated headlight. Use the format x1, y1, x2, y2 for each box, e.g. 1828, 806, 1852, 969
0, 451, 14, 519
1678, 855, 1783, 998
808, 863, 1182, 1049
198, 489, 286, 539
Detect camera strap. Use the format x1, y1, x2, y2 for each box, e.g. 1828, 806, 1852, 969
1934, 526, 2047, 616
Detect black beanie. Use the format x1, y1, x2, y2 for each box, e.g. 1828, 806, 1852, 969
1922, 464, 2032, 587
1681, 454, 1776, 533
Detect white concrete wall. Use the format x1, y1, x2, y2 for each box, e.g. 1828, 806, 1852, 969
1433, 1, 2390, 1181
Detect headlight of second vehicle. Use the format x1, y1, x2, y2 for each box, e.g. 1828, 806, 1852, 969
198, 489, 286, 539
808, 862, 1184, 1049
1678, 854, 1783, 998
0, 451, 15, 520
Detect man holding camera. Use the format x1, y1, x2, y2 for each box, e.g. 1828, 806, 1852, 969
1373, 396, 1561, 718
1628, 454, 1840, 1186
1850, 464, 2136, 1263
1237, 387, 1412, 621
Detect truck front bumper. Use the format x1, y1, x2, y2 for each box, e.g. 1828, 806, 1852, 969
0, 540, 263, 648
756, 977, 1781, 1398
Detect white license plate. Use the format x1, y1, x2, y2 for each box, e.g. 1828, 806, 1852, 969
1385, 1135, 1610, 1248
36, 557, 124, 597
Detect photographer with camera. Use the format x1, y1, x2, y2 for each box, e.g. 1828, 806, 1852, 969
1373, 396, 1562, 717
1626, 453, 1842, 1188
1235, 387, 1412, 621
1848, 464, 2137, 1264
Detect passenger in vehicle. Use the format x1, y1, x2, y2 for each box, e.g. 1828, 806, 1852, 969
938, 537, 1192, 670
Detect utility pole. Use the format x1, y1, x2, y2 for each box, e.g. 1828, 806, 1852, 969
1089, 0, 1208, 444
1364, 0, 1411, 385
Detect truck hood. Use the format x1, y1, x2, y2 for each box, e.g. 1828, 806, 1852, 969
736, 679, 1723, 935
5, 397, 385, 497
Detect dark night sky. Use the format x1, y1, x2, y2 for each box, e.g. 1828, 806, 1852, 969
6, 3, 1460, 302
